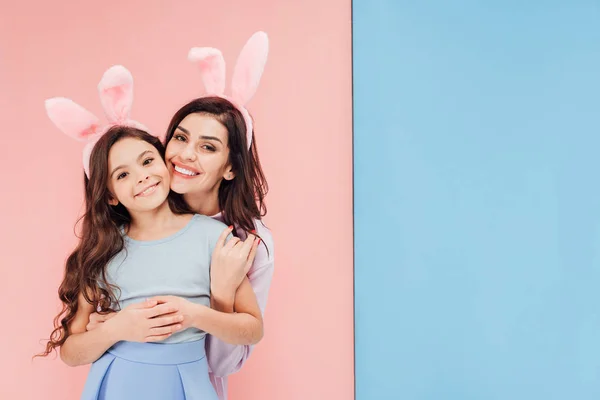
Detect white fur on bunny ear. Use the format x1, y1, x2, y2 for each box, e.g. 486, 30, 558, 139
231, 31, 269, 105
45, 97, 100, 141
81, 134, 103, 177
188, 47, 226, 95
98, 65, 134, 124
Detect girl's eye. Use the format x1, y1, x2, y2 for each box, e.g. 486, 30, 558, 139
143, 157, 154, 166
117, 172, 128, 180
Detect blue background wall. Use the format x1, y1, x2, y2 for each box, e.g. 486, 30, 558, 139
353, 1, 600, 399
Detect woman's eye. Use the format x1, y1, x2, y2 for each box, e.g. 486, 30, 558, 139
174, 134, 186, 142
201, 145, 216, 152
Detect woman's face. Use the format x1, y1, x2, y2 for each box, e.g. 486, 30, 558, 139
165, 113, 234, 197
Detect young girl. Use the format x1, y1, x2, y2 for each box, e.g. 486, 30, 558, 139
86, 32, 275, 400
39, 66, 262, 400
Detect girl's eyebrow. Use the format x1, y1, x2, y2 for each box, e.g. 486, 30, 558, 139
110, 150, 153, 178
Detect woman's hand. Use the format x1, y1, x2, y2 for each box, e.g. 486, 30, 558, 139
86, 311, 116, 331
103, 299, 185, 342
210, 227, 259, 310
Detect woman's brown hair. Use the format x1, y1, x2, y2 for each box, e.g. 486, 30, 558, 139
165, 96, 268, 233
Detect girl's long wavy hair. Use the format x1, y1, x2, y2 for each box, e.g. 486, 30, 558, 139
165, 96, 268, 233
38, 126, 190, 357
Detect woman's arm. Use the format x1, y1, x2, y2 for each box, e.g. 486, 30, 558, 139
151, 276, 263, 346
197, 277, 263, 344
206, 260, 274, 376
60, 294, 183, 367
59, 292, 117, 367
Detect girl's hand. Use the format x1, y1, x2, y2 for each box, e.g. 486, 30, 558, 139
150, 296, 207, 330
211, 227, 259, 300
104, 299, 185, 342
147, 296, 200, 331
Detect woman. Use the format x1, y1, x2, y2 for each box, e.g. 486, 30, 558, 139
87, 32, 274, 400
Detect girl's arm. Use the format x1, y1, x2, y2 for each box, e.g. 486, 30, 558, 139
60, 293, 183, 367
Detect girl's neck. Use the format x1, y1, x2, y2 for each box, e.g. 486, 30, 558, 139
127, 201, 191, 241
184, 189, 220, 217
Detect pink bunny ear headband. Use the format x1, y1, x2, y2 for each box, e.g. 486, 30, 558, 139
45, 65, 148, 177
188, 31, 269, 149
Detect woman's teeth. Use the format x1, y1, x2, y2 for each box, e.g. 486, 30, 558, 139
175, 165, 199, 176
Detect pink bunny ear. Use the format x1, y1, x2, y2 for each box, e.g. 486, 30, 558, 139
188, 47, 227, 95
98, 65, 134, 124
45, 97, 100, 141
231, 31, 269, 105
81, 135, 103, 178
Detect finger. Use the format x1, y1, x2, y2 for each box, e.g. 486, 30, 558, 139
93, 314, 107, 322
148, 296, 171, 305
149, 314, 185, 328
95, 312, 115, 322
240, 234, 256, 256
145, 333, 173, 342
104, 312, 117, 321
131, 299, 158, 309
142, 299, 159, 308
150, 324, 183, 336
89, 313, 101, 323
244, 238, 260, 274
215, 226, 234, 250
145, 303, 179, 318
223, 236, 241, 251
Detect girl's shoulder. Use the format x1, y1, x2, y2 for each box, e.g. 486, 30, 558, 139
185, 213, 229, 243
191, 213, 229, 230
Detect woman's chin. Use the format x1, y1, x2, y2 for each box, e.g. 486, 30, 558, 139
169, 180, 194, 195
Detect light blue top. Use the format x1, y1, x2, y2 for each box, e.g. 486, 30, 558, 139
104, 214, 227, 343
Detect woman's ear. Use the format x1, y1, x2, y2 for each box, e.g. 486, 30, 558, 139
223, 165, 235, 181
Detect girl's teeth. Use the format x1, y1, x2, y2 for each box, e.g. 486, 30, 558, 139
142, 185, 155, 195
140, 184, 157, 196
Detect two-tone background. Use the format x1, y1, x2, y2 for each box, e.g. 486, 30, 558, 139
1, 1, 599, 399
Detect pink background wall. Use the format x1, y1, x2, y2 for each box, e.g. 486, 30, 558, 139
0, 1, 353, 399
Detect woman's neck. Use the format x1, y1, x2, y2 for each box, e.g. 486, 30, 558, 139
184, 190, 220, 217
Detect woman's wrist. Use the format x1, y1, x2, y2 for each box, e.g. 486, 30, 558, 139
99, 317, 121, 345
211, 284, 236, 312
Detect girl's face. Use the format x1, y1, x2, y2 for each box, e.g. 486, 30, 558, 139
165, 113, 234, 197
106, 138, 171, 213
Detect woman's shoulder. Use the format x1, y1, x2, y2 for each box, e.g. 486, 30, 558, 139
250, 218, 274, 266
